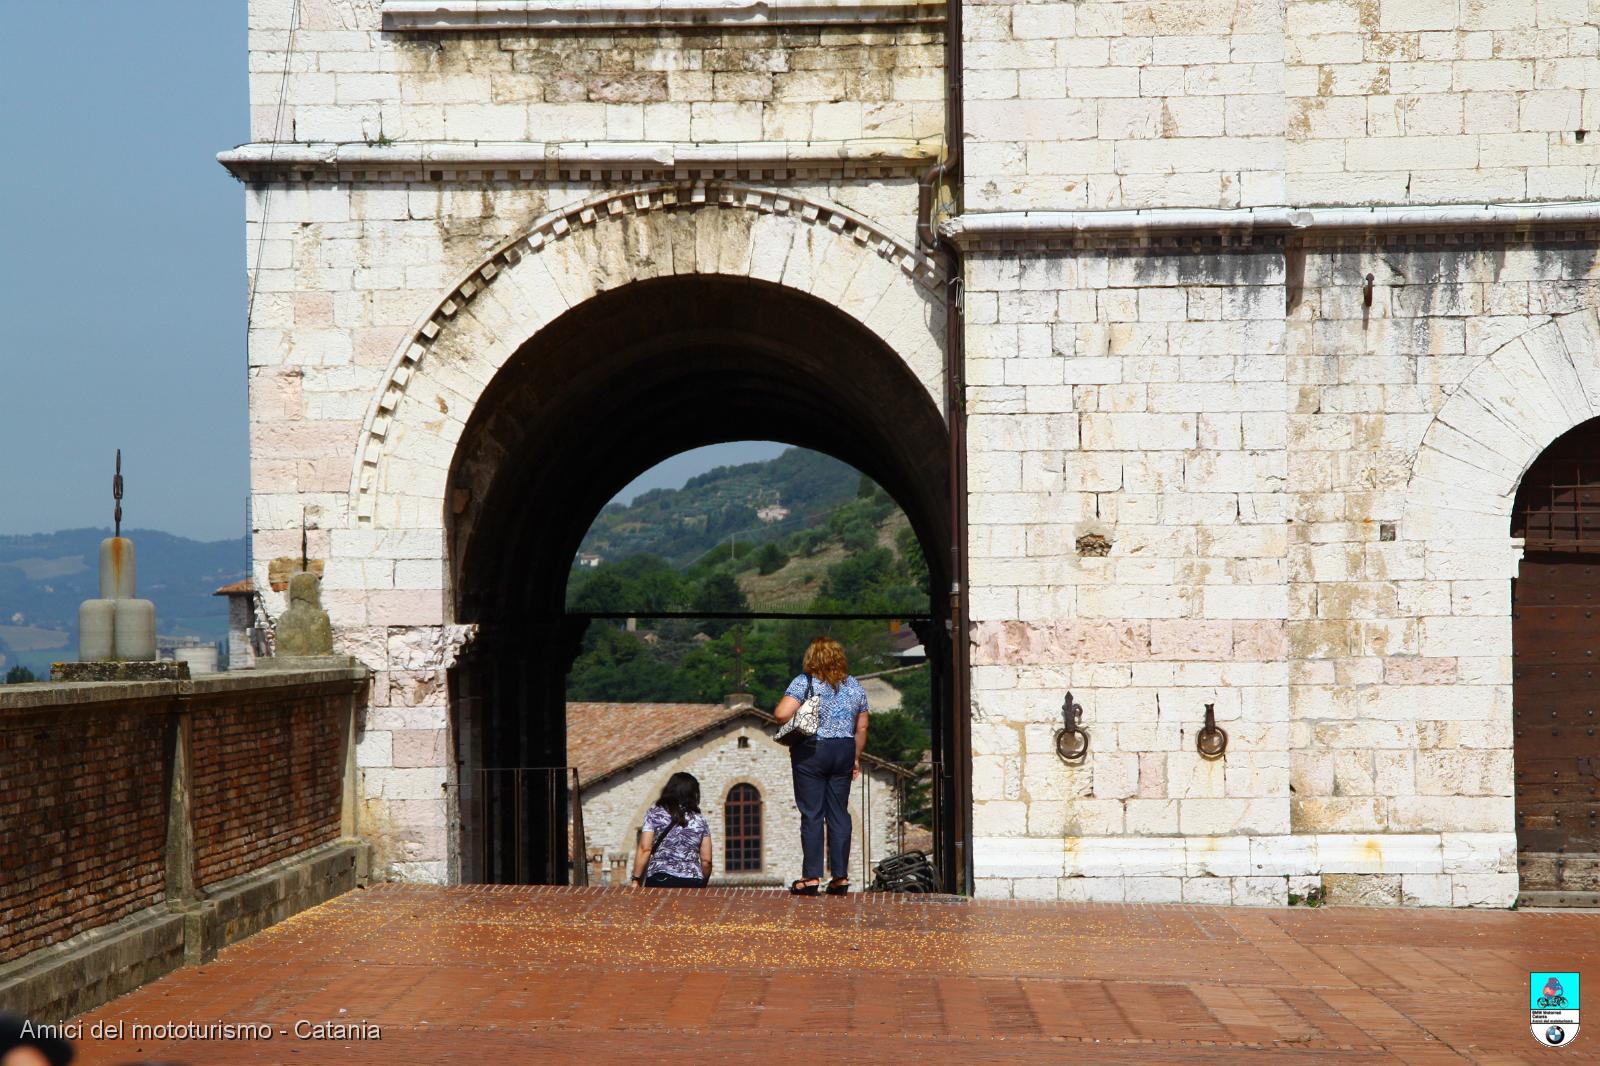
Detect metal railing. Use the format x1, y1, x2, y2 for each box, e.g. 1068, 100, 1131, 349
473, 767, 587, 886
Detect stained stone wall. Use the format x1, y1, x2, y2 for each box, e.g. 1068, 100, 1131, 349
240, 0, 1600, 902
248, 8, 943, 146
963, 238, 1600, 905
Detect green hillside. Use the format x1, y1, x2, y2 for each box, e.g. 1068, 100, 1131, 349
578, 448, 861, 567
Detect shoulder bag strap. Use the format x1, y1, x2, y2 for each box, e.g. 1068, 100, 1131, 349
648, 815, 679, 861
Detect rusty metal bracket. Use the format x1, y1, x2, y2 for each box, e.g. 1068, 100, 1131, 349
1055, 691, 1088, 765
1197, 702, 1228, 760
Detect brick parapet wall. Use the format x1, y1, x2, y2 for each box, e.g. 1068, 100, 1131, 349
0, 697, 169, 964
192, 686, 353, 889
0, 668, 365, 964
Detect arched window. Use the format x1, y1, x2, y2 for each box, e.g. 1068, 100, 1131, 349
724, 783, 762, 872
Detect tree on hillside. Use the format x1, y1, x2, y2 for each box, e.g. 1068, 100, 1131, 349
692, 572, 749, 635
755, 543, 788, 575
566, 627, 681, 701
675, 626, 791, 705
5, 664, 37, 684
570, 569, 628, 615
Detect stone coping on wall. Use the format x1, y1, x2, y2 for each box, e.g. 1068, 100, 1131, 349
381, 0, 945, 30
942, 201, 1600, 251
217, 138, 942, 183
0, 663, 370, 716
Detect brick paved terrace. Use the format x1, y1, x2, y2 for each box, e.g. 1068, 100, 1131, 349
71, 885, 1597, 1064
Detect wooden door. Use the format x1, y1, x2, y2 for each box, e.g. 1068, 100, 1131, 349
1512, 422, 1600, 902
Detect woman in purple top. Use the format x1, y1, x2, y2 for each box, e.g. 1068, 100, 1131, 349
629, 771, 713, 888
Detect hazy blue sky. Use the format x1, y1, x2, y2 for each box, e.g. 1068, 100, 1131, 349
0, 3, 783, 540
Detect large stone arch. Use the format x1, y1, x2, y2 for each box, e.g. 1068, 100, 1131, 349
1404, 308, 1600, 569
350, 180, 948, 532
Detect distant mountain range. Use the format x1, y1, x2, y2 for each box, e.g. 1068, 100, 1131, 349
0, 450, 863, 676
579, 448, 863, 567
0, 529, 244, 675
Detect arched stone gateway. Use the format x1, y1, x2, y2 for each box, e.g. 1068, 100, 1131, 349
1403, 309, 1600, 906
352, 181, 946, 527
338, 183, 954, 884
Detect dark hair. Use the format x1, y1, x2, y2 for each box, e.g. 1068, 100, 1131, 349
655, 771, 701, 829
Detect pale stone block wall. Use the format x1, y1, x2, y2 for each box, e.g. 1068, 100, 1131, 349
964, 0, 1287, 210
966, 236, 1600, 905
576, 719, 905, 886
247, 1, 943, 147
965, 0, 1597, 211
1287, 0, 1600, 203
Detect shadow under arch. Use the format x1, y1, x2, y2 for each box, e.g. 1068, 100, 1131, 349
444, 273, 955, 887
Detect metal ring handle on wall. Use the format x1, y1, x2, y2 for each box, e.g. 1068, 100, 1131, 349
1196, 702, 1227, 760
1055, 725, 1089, 764
1055, 691, 1089, 765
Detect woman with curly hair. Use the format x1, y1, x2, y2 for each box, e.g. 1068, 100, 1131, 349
773, 636, 869, 895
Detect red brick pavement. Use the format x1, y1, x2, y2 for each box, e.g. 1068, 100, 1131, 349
68, 885, 1600, 1064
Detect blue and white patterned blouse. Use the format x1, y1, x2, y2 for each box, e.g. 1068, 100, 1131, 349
642, 806, 709, 882
783, 674, 870, 739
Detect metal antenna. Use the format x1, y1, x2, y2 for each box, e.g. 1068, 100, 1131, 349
301, 509, 309, 572
113, 449, 124, 538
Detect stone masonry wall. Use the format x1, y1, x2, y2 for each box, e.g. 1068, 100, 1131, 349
965, 0, 1597, 212
248, 2, 942, 146
1287, 0, 1599, 204
965, 235, 1600, 905
577, 719, 904, 887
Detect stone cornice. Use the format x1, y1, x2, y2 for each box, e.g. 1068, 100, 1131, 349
218, 139, 940, 183
381, 0, 944, 29
943, 202, 1600, 251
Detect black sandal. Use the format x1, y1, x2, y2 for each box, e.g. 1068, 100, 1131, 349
790, 878, 820, 896
826, 878, 850, 896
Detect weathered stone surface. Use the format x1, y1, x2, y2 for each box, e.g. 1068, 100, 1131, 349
274, 572, 334, 656
51, 661, 190, 683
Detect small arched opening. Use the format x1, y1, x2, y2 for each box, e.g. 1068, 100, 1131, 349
1511, 416, 1600, 903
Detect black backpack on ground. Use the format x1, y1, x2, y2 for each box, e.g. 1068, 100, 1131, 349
869, 850, 940, 893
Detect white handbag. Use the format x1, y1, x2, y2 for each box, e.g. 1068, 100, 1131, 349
773, 675, 821, 746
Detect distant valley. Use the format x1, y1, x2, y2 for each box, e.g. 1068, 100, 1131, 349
0, 529, 244, 675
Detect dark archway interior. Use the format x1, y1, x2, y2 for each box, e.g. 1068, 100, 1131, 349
1510, 415, 1600, 901
445, 275, 954, 885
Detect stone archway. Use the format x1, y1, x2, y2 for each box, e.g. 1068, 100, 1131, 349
1403, 308, 1600, 906
346, 182, 956, 885
1405, 310, 1600, 554
351, 181, 947, 528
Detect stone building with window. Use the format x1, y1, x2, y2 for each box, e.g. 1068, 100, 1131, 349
233, 0, 1599, 906
566, 700, 910, 886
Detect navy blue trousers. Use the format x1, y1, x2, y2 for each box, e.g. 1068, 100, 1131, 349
790, 736, 854, 880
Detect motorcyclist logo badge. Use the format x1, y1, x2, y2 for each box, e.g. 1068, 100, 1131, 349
1531, 972, 1580, 1047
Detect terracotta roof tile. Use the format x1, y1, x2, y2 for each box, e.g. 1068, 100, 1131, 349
566, 702, 744, 786
213, 579, 255, 596
566, 700, 912, 787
